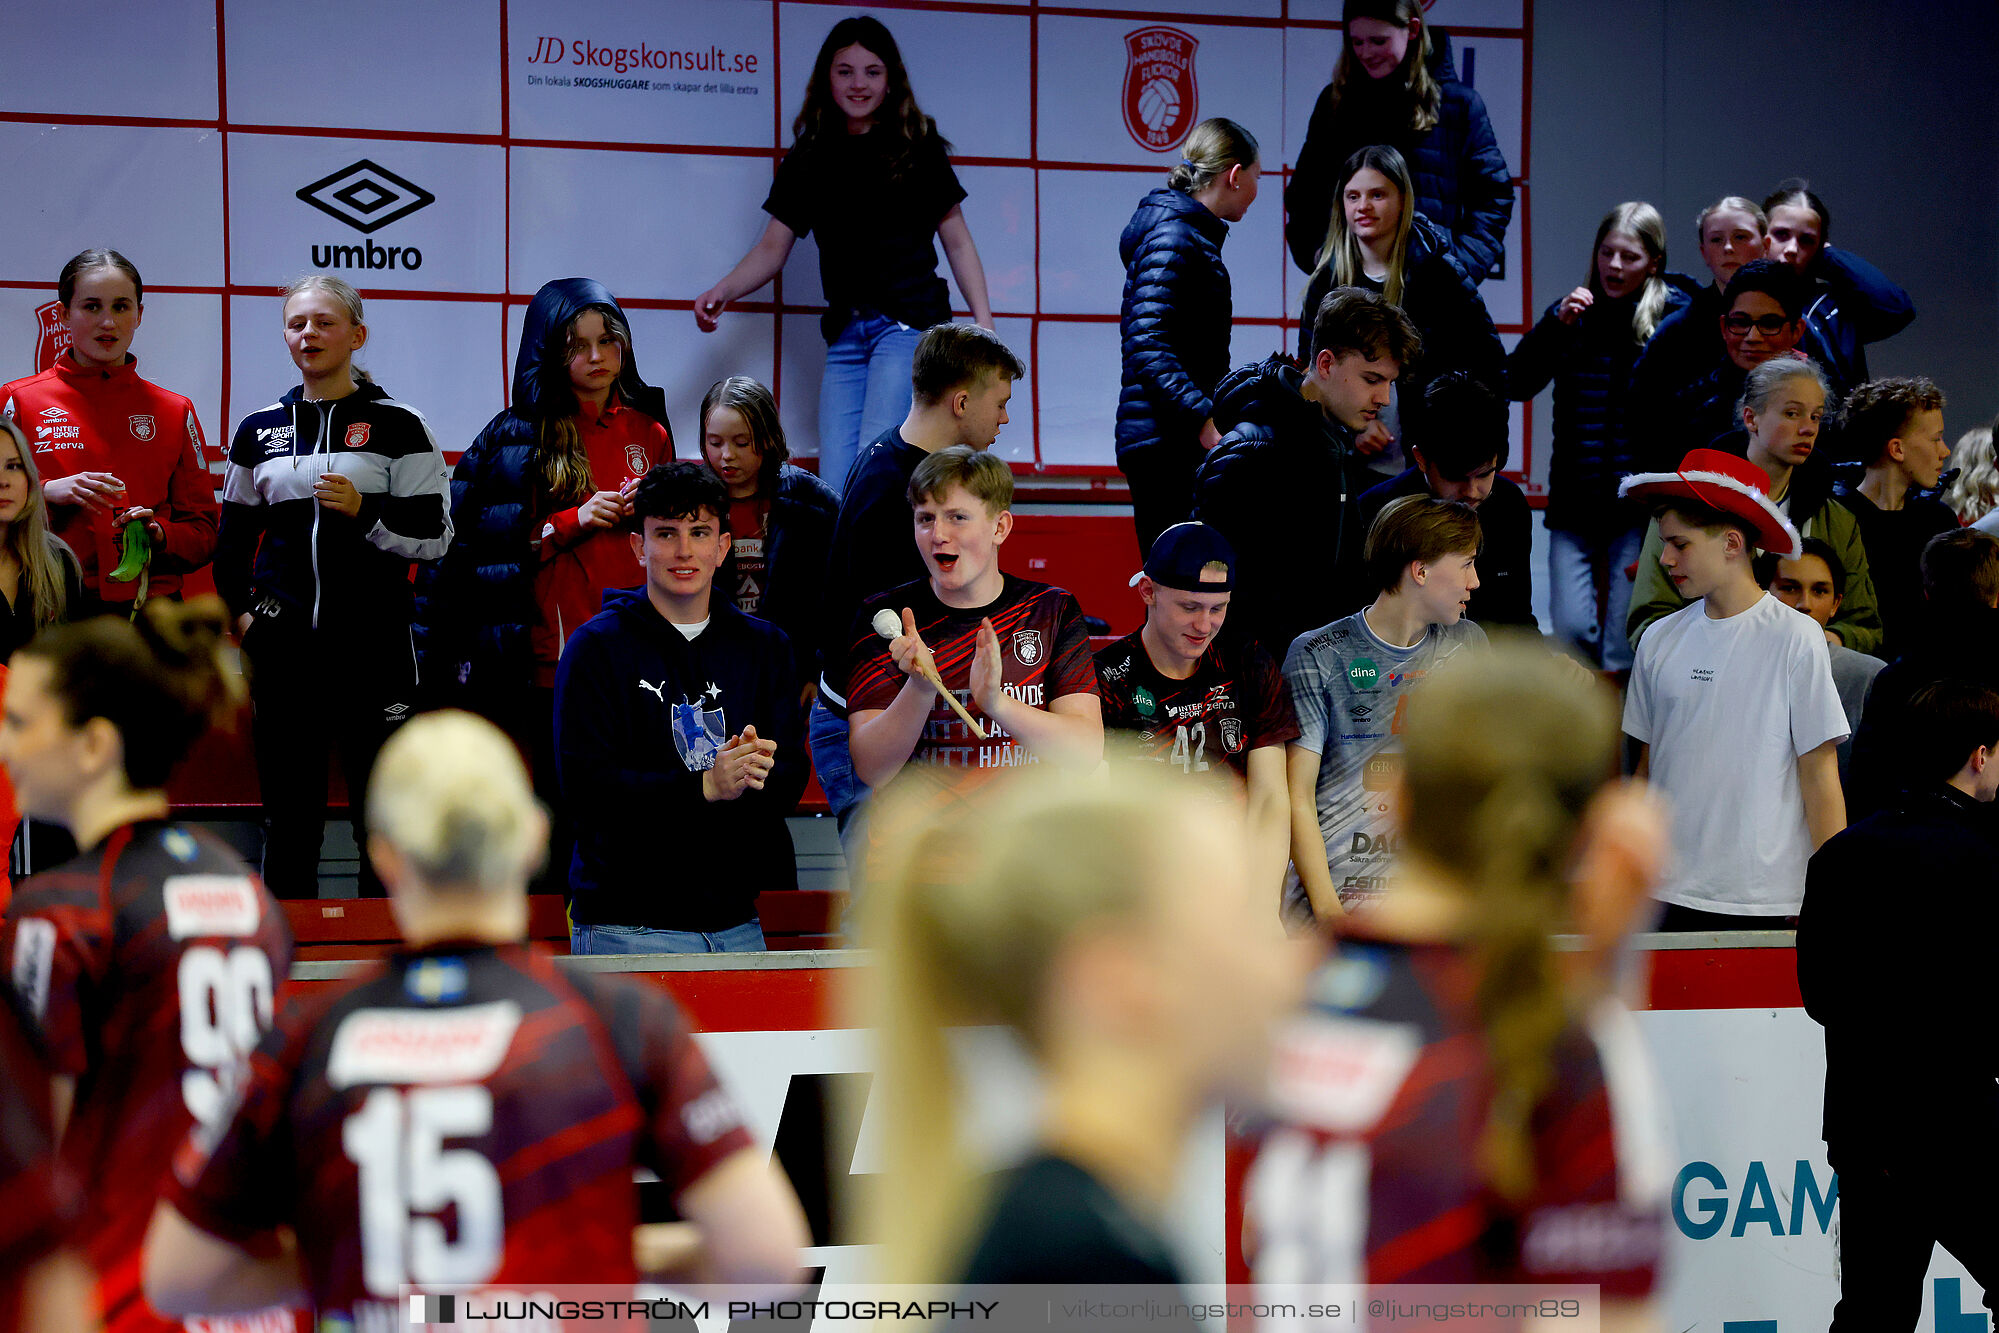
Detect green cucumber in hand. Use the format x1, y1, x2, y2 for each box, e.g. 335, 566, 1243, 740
108, 518, 152, 582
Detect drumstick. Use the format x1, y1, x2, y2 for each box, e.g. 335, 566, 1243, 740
874, 608, 989, 741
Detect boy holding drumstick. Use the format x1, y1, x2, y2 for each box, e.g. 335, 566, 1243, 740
834, 446, 1102, 814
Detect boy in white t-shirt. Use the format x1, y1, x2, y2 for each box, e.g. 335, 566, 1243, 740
1620, 447, 1849, 929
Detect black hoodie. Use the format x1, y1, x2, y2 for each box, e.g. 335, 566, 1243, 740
553, 587, 806, 929
413, 278, 674, 700
1191, 356, 1376, 659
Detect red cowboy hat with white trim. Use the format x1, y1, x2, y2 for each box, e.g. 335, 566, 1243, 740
1618, 448, 1802, 557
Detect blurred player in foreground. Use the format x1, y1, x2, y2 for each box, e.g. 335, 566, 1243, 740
1237, 641, 1673, 1331
0, 599, 292, 1333
1, 988, 93, 1332
145, 710, 808, 1326
865, 765, 1310, 1284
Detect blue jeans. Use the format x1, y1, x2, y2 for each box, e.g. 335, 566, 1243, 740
819, 313, 923, 498
1549, 525, 1644, 671
807, 697, 869, 834
570, 918, 766, 955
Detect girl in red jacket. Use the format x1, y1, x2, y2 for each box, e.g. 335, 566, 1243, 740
0, 249, 218, 615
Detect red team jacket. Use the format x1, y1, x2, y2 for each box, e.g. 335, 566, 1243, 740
169, 941, 754, 1326
1, 820, 292, 1333
1, 356, 220, 603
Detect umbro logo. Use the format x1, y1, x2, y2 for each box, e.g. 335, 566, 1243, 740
296, 159, 435, 234
37, 407, 66, 423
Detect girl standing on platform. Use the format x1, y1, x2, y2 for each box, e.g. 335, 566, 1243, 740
1115, 117, 1261, 557
694, 15, 995, 498
415, 277, 672, 894
1284, 0, 1512, 283
0, 249, 217, 618
215, 275, 452, 898
1505, 202, 1691, 670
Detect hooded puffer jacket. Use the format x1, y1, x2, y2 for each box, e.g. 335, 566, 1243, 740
413, 278, 673, 701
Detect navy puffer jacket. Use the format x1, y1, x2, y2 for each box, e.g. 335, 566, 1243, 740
1285, 31, 1513, 283
1296, 213, 1503, 396
413, 278, 673, 703
1504, 275, 1696, 535
1115, 187, 1233, 463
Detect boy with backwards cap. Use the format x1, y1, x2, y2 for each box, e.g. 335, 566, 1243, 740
1621, 447, 1848, 930
1096, 521, 1300, 896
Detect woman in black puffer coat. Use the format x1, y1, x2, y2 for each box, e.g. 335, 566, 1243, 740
1286, 0, 1513, 284
1504, 202, 1695, 670
1115, 117, 1261, 557
1297, 144, 1502, 478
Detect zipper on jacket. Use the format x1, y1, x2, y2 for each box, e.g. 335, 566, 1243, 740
311, 399, 334, 631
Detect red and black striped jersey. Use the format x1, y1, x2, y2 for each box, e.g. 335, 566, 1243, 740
0, 992, 75, 1333
1, 820, 291, 1333
836, 574, 1098, 805
168, 941, 755, 1325
1095, 629, 1299, 778
1234, 934, 1670, 1304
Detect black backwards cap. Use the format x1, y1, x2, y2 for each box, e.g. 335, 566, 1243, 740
1130, 521, 1236, 592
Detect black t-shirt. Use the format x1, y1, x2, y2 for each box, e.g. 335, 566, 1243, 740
957, 1154, 1189, 1289
817, 426, 930, 674
764, 126, 967, 341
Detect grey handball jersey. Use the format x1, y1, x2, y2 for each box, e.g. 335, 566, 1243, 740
1282, 610, 1488, 920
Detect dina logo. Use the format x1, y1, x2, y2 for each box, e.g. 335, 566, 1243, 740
1122, 26, 1199, 152
299, 159, 434, 272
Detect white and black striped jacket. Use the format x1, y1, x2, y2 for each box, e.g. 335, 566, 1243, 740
215, 382, 452, 633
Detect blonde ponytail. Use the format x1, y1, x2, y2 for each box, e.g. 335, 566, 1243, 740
1398, 638, 1620, 1201
1167, 118, 1259, 195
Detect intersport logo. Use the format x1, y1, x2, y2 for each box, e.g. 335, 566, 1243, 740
297, 160, 435, 272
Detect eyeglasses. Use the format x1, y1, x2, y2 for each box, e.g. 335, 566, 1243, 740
1722, 313, 1794, 335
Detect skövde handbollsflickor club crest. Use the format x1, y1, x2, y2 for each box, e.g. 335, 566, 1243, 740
128, 415, 156, 442
1123, 26, 1199, 152
1012, 629, 1043, 666
33, 301, 68, 373
671, 682, 727, 773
